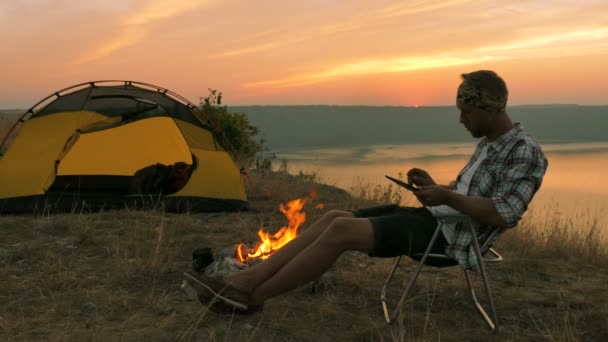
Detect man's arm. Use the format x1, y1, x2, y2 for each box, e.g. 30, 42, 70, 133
444, 192, 506, 227
416, 141, 547, 228
443, 180, 457, 190
489, 142, 547, 227
415, 186, 506, 226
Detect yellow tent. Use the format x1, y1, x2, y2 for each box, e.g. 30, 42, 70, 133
0, 81, 247, 213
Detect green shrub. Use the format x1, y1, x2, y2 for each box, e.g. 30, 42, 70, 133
199, 89, 274, 170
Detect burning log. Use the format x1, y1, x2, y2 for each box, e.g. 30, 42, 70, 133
235, 196, 313, 263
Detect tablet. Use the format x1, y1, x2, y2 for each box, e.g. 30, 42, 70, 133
385, 175, 419, 192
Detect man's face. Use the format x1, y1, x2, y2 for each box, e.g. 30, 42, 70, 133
457, 101, 488, 138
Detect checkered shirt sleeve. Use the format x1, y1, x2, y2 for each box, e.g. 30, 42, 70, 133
491, 140, 546, 228
444, 124, 548, 271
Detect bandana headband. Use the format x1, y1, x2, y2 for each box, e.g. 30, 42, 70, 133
456, 80, 507, 112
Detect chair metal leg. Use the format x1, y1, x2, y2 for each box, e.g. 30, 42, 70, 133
380, 224, 444, 324
464, 270, 497, 331
380, 220, 501, 331
467, 225, 500, 332
484, 247, 503, 263
381, 256, 402, 323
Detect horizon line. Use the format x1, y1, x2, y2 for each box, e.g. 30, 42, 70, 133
226, 103, 606, 107
1, 103, 608, 112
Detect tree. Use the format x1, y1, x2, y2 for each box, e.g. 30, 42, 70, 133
199, 89, 272, 170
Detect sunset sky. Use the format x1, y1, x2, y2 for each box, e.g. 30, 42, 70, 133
1, 0, 607, 108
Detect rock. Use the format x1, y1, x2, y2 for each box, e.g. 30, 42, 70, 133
310, 271, 336, 293
56, 239, 77, 249
181, 281, 198, 301
242, 323, 255, 330
218, 245, 240, 259
192, 247, 214, 272
204, 257, 249, 276
81, 302, 97, 314
157, 305, 175, 315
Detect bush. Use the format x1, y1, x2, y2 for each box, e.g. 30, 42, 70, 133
199, 89, 274, 170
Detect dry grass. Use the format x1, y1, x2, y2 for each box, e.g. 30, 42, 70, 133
0, 170, 607, 341
1, 110, 606, 340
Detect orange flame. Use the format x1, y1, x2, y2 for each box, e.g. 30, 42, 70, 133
315, 203, 324, 209
236, 197, 310, 263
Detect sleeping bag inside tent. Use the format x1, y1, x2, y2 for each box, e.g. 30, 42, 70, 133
0, 81, 248, 213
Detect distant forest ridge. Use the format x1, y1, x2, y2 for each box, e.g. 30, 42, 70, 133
0, 110, 23, 116
229, 105, 608, 149
2, 105, 607, 149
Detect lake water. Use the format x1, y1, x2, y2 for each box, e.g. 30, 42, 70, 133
3, 107, 607, 236
273, 142, 608, 237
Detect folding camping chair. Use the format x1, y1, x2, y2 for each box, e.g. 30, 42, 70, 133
380, 213, 504, 332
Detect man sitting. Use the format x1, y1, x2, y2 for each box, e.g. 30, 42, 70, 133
184, 70, 549, 313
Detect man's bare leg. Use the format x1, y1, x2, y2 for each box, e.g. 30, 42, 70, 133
247, 216, 374, 305
225, 210, 354, 292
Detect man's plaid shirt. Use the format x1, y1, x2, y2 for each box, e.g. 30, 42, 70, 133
445, 123, 548, 271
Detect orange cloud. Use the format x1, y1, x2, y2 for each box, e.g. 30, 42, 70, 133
245, 54, 490, 88
211, 38, 307, 59
376, 0, 475, 17
244, 25, 608, 89
127, 0, 211, 25
74, 0, 217, 64
479, 27, 608, 53
209, 18, 363, 59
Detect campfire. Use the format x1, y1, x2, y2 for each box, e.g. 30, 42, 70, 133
193, 193, 324, 277
235, 194, 323, 264
186, 193, 333, 295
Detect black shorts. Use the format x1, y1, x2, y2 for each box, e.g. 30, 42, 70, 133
352, 205, 453, 264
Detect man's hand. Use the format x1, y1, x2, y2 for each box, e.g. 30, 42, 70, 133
414, 185, 452, 207
407, 168, 436, 187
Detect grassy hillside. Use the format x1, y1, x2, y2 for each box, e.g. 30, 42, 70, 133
1, 171, 606, 341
